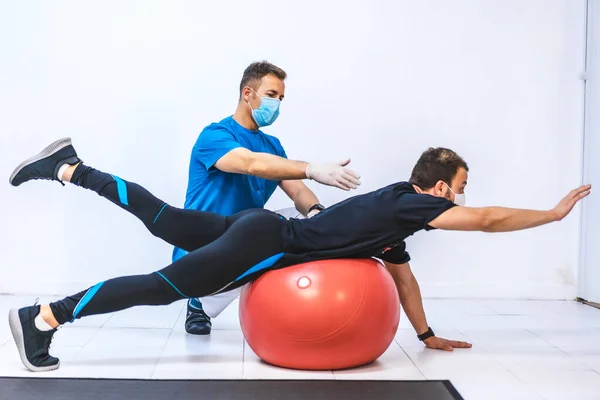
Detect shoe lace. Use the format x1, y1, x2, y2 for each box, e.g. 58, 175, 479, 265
33, 297, 58, 353
42, 333, 55, 354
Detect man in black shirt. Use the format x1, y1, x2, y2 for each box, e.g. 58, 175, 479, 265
7, 138, 590, 372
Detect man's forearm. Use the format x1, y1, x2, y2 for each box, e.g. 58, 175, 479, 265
385, 263, 429, 335
293, 189, 319, 216
279, 180, 321, 216
216, 147, 361, 191
397, 275, 429, 335
248, 152, 308, 181
482, 207, 557, 233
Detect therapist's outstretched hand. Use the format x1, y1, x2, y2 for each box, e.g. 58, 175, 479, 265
306, 159, 361, 191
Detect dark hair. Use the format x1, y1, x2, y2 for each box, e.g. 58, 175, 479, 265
239, 61, 287, 94
408, 147, 469, 189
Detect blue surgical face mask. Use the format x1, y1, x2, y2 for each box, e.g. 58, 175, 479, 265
247, 88, 281, 127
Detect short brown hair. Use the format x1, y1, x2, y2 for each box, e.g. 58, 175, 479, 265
409, 147, 469, 189
239, 61, 287, 94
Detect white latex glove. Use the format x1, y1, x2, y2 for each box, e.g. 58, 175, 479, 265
305, 159, 361, 191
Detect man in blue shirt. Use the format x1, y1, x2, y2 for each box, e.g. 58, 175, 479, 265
173, 61, 362, 334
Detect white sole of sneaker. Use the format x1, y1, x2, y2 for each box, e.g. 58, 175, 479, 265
8, 309, 60, 372
8, 137, 73, 186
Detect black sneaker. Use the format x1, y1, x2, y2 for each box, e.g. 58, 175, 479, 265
8, 305, 60, 372
185, 307, 212, 335
9, 137, 81, 187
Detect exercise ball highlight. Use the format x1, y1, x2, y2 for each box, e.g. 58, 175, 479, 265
239, 258, 400, 370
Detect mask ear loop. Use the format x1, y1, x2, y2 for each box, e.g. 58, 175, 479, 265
246, 87, 267, 111
246, 86, 260, 111
245, 87, 258, 111
443, 182, 456, 200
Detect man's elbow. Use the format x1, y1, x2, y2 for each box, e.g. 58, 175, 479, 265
230, 151, 259, 176
246, 159, 266, 176
479, 209, 495, 232
215, 150, 255, 175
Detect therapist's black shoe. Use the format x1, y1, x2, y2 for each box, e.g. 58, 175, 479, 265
185, 299, 211, 335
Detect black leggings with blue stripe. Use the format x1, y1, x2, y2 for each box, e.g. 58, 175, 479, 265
49, 165, 286, 325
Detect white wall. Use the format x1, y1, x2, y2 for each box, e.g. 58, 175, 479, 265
579, 0, 600, 302
0, 0, 587, 298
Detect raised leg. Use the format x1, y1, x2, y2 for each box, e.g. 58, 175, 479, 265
9, 138, 229, 251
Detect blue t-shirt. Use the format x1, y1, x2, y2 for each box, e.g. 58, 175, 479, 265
172, 116, 287, 261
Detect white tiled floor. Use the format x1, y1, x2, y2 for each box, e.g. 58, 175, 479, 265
2, 296, 600, 399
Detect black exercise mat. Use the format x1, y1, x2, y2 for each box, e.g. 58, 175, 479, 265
0, 377, 463, 400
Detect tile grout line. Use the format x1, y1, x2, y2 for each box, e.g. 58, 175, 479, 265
524, 325, 595, 371
67, 325, 104, 363
433, 316, 536, 384
469, 303, 592, 399
149, 305, 185, 379
395, 339, 427, 380
553, 343, 600, 372
100, 312, 115, 329
241, 337, 246, 379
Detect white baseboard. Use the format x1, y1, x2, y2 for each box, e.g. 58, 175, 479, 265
0, 280, 102, 297
418, 282, 578, 300
1, 280, 578, 301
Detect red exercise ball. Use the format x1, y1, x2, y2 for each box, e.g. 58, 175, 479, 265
239, 258, 400, 370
